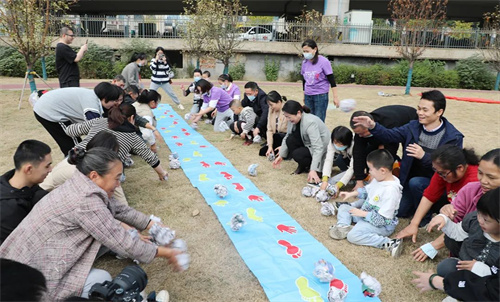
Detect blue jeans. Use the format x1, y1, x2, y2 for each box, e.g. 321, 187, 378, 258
337, 205, 395, 248
304, 93, 328, 122
398, 176, 431, 218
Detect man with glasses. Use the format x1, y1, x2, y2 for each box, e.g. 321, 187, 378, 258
55, 26, 88, 88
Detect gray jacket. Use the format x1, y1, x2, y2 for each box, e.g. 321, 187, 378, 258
121, 62, 141, 90
279, 113, 330, 171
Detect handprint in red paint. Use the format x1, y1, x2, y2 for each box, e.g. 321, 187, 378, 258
214, 161, 225, 166
173, 121, 178, 125
181, 128, 187, 132
277, 224, 297, 234
169, 115, 174, 117
232, 183, 244, 191
200, 161, 210, 168
200, 145, 207, 148
248, 195, 264, 202
172, 136, 179, 139
184, 132, 191, 136
277, 240, 302, 259
175, 142, 183, 146
161, 127, 166, 130
220, 172, 233, 180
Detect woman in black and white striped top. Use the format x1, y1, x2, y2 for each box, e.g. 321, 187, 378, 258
64, 104, 169, 180
150, 46, 184, 110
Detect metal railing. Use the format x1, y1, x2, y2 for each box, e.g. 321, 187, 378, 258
2, 15, 497, 50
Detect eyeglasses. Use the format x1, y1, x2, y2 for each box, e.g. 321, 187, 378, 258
67, 34, 75, 37
432, 166, 453, 178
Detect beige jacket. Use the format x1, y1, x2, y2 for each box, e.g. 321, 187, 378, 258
266, 109, 288, 147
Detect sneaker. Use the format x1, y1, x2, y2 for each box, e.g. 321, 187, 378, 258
123, 155, 134, 167
190, 122, 198, 129
205, 119, 212, 124
383, 238, 403, 258
329, 225, 352, 240
178, 104, 185, 110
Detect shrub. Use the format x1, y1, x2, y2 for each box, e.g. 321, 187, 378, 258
287, 62, 302, 82
185, 63, 196, 78
456, 56, 495, 90
79, 42, 115, 79
33, 55, 58, 78
118, 38, 155, 80
0, 46, 26, 77
332, 64, 357, 84
263, 56, 280, 81
229, 62, 245, 80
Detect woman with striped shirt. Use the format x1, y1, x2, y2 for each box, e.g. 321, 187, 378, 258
150, 47, 184, 110
64, 104, 169, 180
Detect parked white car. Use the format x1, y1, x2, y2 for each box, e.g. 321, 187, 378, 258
237, 26, 273, 41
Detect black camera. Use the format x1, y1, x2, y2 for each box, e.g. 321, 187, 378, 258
89, 265, 148, 302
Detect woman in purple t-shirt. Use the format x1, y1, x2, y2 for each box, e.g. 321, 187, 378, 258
218, 74, 241, 101
191, 79, 234, 132
301, 39, 339, 122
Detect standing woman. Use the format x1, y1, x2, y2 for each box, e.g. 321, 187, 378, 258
301, 39, 339, 122
121, 52, 147, 92
259, 91, 288, 157
218, 74, 241, 101
273, 100, 330, 184
191, 79, 233, 132
150, 47, 184, 110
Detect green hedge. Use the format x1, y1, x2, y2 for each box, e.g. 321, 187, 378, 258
0, 45, 496, 90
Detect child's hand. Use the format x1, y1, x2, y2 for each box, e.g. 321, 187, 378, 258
265, 147, 273, 157
456, 260, 476, 271
426, 215, 446, 233
440, 204, 457, 220
240, 132, 246, 139
339, 191, 356, 201
349, 208, 367, 217
180, 84, 185, 91
411, 247, 429, 262
320, 181, 328, 191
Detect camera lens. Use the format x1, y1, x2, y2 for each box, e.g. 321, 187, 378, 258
113, 265, 148, 294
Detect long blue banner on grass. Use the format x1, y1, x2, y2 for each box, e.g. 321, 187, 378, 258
154, 104, 379, 302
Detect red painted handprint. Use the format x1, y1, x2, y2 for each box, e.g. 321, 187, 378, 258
181, 128, 187, 132
184, 132, 191, 136
277, 224, 297, 234
161, 127, 166, 130
200, 161, 210, 168
173, 121, 178, 125
200, 145, 207, 148
277, 240, 302, 259
214, 161, 225, 166
220, 172, 233, 180
172, 136, 179, 139
175, 142, 183, 146
169, 115, 174, 117
248, 195, 264, 202
232, 183, 244, 191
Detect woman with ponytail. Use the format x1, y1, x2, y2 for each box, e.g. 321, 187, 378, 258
272, 100, 330, 184
259, 90, 288, 157
0, 147, 181, 300
64, 104, 169, 180
133, 89, 162, 152
121, 52, 147, 91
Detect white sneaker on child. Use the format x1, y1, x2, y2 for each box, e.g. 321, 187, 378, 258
205, 119, 212, 124
329, 225, 352, 240
382, 238, 403, 258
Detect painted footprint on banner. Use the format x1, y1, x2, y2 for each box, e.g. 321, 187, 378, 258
213, 200, 228, 207
246, 208, 263, 222
278, 240, 302, 258
169, 125, 175, 128
248, 195, 264, 202
214, 161, 226, 166
232, 183, 244, 191
190, 141, 198, 145
175, 142, 183, 146
200, 161, 210, 168
183, 158, 191, 162
193, 151, 202, 157
295, 277, 323, 302
164, 130, 171, 133
199, 174, 210, 181
220, 172, 233, 180
277, 224, 297, 234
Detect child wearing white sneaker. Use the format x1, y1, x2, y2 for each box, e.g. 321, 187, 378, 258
329, 149, 404, 257
229, 100, 257, 145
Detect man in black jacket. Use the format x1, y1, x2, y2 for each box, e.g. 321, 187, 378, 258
0, 140, 52, 244
242, 82, 269, 140
349, 105, 418, 190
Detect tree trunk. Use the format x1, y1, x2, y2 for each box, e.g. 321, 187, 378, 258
223, 62, 229, 74
27, 65, 37, 93
196, 57, 200, 69
495, 71, 500, 91
405, 60, 414, 95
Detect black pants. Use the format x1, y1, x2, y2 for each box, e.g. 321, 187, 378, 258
34, 112, 81, 156
444, 234, 462, 258
259, 132, 286, 156
229, 121, 249, 136
59, 78, 80, 88
286, 134, 311, 173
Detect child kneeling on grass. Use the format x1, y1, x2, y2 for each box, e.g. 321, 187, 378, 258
229, 100, 258, 145
329, 149, 404, 257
